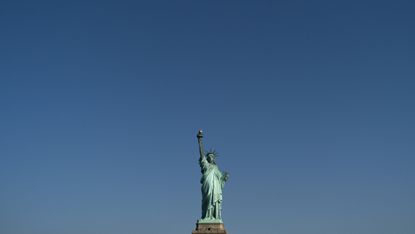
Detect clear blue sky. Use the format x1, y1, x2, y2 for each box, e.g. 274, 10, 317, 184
1, 1, 414, 234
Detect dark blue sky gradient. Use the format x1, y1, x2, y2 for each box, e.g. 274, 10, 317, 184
1, 1, 414, 234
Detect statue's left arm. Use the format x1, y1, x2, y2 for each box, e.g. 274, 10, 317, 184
221, 171, 229, 188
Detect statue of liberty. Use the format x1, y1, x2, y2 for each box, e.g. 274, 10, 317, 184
196, 130, 229, 223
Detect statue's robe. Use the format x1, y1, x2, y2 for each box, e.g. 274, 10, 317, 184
199, 157, 224, 219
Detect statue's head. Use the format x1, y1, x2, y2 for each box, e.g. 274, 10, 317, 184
206, 150, 217, 164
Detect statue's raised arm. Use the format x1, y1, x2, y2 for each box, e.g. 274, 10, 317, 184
197, 130, 205, 160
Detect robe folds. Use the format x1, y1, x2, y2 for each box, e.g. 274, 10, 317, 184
199, 157, 224, 219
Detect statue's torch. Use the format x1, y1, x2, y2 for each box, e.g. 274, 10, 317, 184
197, 130, 203, 139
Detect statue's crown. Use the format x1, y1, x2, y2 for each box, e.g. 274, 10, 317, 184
206, 149, 218, 157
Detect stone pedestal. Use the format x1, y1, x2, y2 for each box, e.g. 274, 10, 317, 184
192, 223, 227, 234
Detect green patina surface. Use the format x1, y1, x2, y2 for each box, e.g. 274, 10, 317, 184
196, 130, 229, 222
197, 218, 224, 224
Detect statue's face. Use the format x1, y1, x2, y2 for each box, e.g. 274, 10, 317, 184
207, 154, 215, 163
